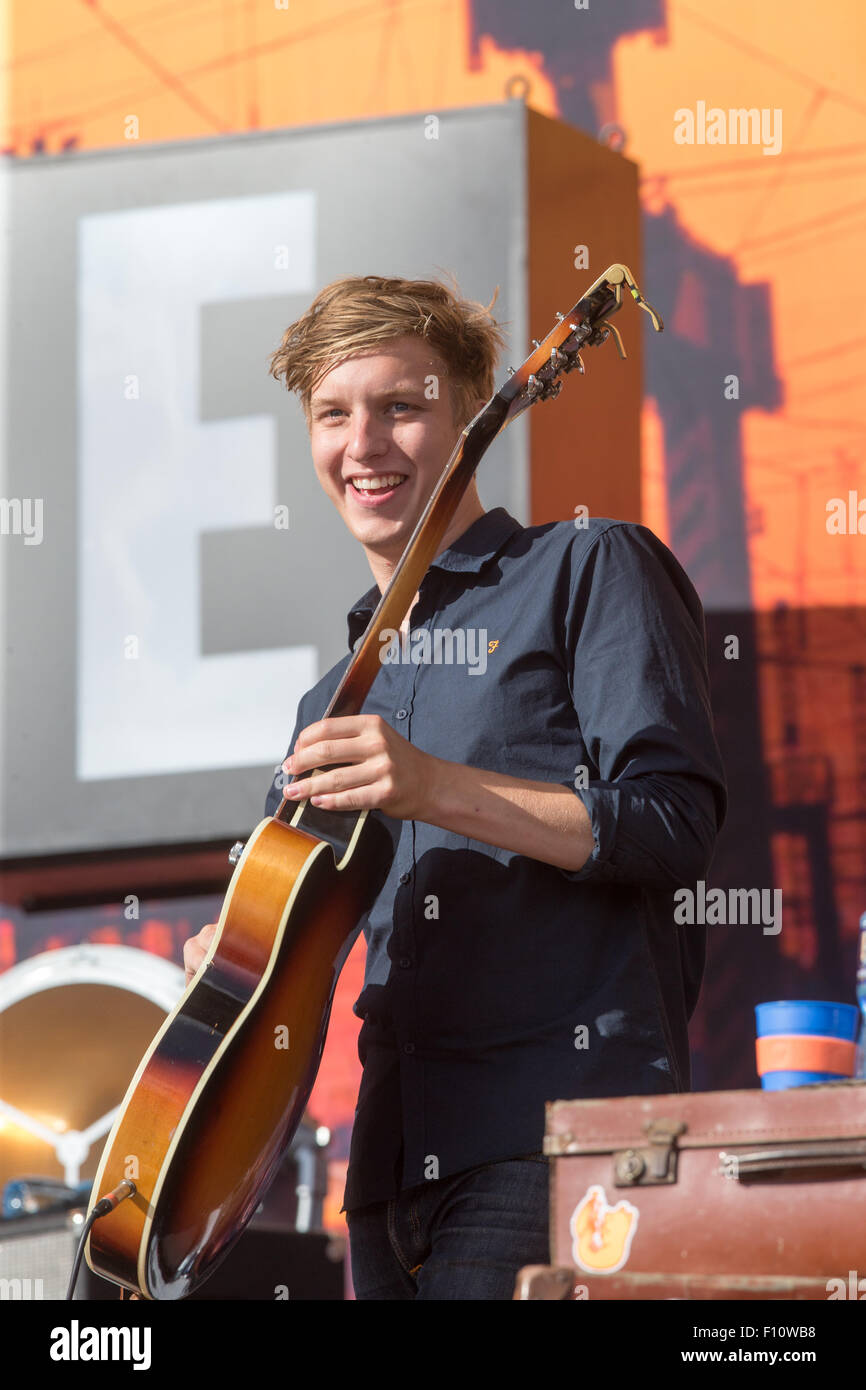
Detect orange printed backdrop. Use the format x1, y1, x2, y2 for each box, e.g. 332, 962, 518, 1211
3, 0, 865, 1219
4, 1, 863, 598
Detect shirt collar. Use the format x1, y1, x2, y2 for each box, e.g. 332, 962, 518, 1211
346, 507, 523, 650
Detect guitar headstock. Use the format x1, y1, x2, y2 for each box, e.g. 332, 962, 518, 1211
483, 263, 664, 431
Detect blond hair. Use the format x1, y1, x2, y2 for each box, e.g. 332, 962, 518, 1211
268, 273, 507, 428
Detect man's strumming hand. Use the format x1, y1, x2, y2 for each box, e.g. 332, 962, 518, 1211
280, 714, 440, 821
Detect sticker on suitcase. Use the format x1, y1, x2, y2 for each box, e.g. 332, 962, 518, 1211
570, 1183, 639, 1273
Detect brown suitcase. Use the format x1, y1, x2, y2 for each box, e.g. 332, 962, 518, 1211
517, 1079, 866, 1301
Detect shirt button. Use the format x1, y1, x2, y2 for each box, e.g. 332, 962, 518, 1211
399, 871, 411, 884
396, 708, 408, 720
399, 956, 412, 969
403, 1042, 415, 1054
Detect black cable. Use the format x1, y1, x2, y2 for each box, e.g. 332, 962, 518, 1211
65, 1180, 137, 1302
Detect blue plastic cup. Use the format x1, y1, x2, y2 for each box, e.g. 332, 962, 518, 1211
755, 1000, 860, 1090
760, 1069, 846, 1091
755, 1000, 859, 1041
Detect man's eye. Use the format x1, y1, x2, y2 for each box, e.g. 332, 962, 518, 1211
316, 402, 414, 421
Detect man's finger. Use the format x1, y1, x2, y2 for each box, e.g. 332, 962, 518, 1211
285, 735, 369, 775
294, 715, 378, 750
283, 761, 379, 800
183, 921, 218, 983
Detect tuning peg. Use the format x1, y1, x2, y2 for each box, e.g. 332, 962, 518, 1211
506, 365, 515, 375
532, 339, 542, 348
555, 311, 565, 322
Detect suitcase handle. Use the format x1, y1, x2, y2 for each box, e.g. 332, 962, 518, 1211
720, 1140, 866, 1178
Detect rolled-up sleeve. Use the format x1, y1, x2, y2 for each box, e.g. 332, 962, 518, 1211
559, 522, 727, 887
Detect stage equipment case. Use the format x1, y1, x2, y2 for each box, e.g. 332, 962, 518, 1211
514, 1080, 866, 1300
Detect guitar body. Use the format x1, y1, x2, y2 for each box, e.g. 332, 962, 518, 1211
85, 808, 392, 1299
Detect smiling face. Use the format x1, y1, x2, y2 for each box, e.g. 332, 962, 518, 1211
308, 334, 485, 577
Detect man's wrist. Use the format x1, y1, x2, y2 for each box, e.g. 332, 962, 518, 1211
418, 751, 460, 827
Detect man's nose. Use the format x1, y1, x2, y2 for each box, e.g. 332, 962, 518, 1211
347, 410, 388, 460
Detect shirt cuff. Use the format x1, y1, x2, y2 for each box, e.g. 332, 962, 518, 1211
557, 783, 621, 882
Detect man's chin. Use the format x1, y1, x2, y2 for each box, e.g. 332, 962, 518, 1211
346, 492, 422, 528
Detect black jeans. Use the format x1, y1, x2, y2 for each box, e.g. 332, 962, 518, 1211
346, 1153, 551, 1300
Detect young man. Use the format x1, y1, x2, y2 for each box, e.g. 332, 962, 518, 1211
184, 273, 727, 1301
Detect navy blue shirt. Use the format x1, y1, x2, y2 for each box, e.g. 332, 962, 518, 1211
264, 507, 727, 1212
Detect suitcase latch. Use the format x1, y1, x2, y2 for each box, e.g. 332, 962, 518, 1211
613, 1119, 686, 1186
